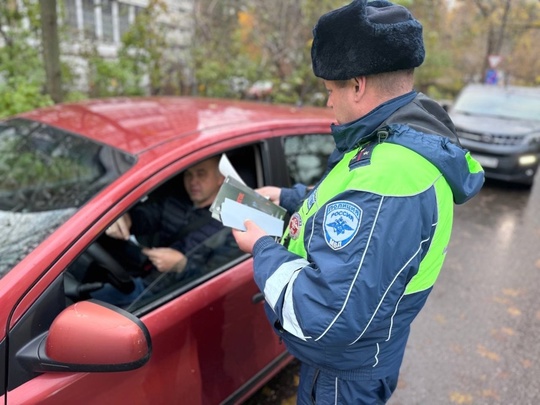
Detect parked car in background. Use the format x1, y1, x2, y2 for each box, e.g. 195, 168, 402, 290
448, 83, 540, 187
0, 97, 335, 404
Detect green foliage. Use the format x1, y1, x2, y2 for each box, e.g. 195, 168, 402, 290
85, 47, 146, 97
0, 0, 54, 117
118, 0, 169, 95
2, 0, 539, 113
82, 0, 171, 98
193, 0, 336, 104
0, 78, 53, 119
195, 60, 242, 98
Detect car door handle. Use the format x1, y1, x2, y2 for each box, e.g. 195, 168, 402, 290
252, 292, 265, 304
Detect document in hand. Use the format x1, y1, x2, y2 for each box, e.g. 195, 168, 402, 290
210, 176, 287, 237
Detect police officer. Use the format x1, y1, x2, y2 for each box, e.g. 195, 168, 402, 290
233, 0, 484, 403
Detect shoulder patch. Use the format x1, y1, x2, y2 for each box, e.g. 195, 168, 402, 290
349, 142, 376, 170
288, 212, 302, 240
323, 201, 362, 250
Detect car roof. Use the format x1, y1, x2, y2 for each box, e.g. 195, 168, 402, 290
17, 97, 334, 155
461, 83, 540, 96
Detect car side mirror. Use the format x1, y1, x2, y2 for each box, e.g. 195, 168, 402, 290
18, 300, 151, 373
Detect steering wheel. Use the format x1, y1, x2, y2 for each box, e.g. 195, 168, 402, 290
85, 242, 136, 294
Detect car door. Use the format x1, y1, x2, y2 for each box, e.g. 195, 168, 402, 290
2, 141, 290, 405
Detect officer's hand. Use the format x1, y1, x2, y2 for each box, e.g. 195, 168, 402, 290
142, 247, 186, 273
255, 186, 281, 206
232, 220, 268, 254
105, 214, 132, 240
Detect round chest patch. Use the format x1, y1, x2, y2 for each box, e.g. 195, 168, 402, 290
323, 200, 362, 250
288, 212, 302, 240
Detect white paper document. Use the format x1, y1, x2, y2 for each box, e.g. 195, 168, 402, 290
220, 198, 284, 237
219, 154, 246, 185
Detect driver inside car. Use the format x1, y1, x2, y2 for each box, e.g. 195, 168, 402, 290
91, 155, 234, 306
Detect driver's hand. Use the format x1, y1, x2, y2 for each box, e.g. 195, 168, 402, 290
142, 247, 187, 273
105, 214, 132, 240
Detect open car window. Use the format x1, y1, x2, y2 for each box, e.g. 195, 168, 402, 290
66, 145, 259, 313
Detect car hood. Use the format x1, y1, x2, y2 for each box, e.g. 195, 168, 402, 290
450, 112, 540, 136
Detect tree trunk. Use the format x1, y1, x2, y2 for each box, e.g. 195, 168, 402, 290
39, 0, 63, 103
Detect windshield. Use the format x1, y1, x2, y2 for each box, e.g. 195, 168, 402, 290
0, 118, 136, 277
453, 86, 540, 122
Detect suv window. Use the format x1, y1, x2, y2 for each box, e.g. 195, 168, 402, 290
283, 134, 334, 185
453, 86, 540, 121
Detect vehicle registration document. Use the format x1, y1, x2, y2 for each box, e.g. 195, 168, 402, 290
211, 155, 286, 237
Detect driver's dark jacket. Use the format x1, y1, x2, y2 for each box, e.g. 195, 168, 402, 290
130, 196, 238, 291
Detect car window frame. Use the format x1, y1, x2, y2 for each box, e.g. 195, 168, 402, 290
78, 143, 266, 315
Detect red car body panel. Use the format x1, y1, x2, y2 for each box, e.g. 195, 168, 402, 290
20, 97, 331, 154
0, 97, 334, 404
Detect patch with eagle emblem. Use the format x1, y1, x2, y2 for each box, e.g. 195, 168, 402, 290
323, 200, 362, 250
288, 212, 302, 240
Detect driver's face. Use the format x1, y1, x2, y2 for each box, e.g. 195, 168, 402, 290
183, 158, 224, 208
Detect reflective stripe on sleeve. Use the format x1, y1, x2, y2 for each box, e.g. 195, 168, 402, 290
264, 258, 309, 311
282, 269, 307, 340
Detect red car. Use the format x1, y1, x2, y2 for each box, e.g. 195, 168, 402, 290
0, 97, 334, 404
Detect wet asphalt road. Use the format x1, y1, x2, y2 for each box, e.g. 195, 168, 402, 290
246, 176, 540, 405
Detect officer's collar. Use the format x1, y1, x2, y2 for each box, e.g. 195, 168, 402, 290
331, 91, 416, 152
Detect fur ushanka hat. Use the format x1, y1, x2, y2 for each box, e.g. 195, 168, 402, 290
311, 0, 425, 80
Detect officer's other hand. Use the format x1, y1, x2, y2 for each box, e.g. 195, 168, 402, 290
255, 186, 281, 206
105, 214, 132, 240
232, 220, 268, 254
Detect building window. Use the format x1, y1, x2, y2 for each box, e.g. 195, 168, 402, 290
118, 2, 131, 39
64, 0, 78, 31
62, 0, 143, 44
82, 0, 97, 40
101, 0, 114, 42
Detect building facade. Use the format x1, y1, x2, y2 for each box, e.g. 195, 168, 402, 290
61, 0, 195, 93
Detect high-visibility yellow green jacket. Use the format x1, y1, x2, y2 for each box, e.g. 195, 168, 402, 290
251, 91, 484, 380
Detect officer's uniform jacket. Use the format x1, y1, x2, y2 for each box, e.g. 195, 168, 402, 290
251, 91, 484, 382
